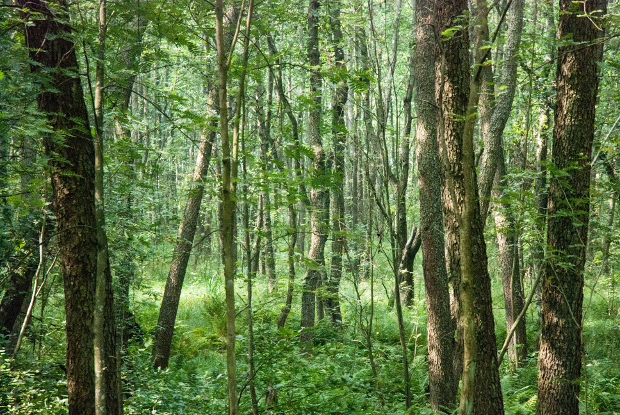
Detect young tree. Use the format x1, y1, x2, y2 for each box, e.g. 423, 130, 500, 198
477, 0, 527, 366
537, 1, 607, 413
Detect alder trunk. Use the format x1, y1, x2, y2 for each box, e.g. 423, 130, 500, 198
300, 0, 329, 346
414, 0, 457, 409
19, 1, 98, 412
537, 1, 606, 413
327, 2, 347, 325
151, 126, 214, 369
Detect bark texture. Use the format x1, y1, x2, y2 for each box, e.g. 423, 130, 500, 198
414, 0, 457, 409
327, 1, 348, 325
151, 126, 214, 369
19, 1, 97, 413
437, 1, 504, 412
300, 0, 329, 346
537, 1, 606, 413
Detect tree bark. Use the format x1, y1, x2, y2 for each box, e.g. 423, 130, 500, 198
537, 1, 607, 413
414, 1, 457, 410
91, 0, 122, 411
151, 125, 215, 369
300, 0, 329, 347
437, 1, 504, 413
19, 1, 98, 413
326, 1, 347, 325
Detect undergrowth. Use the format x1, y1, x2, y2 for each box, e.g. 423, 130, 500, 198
2, 260, 619, 414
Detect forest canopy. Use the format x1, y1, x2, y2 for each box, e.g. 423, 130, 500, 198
1, 0, 619, 414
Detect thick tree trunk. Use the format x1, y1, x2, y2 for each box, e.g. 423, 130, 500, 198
300, 0, 328, 347
437, 1, 504, 413
19, 1, 98, 413
537, 1, 606, 413
414, 1, 457, 410
435, 0, 467, 386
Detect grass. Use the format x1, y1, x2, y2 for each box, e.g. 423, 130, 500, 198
3, 241, 619, 414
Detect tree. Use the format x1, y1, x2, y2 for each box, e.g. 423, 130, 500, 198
91, 0, 122, 411
18, 0, 98, 412
537, 1, 607, 413
151, 83, 216, 370
414, 0, 457, 410
436, 0, 504, 412
300, 0, 329, 346
326, 0, 347, 325
477, 0, 527, 367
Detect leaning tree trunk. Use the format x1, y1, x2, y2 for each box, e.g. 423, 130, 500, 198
19, 1, 98, 413
414, 0, 457, 410
151, 123, 215, 369
300, 0, 329, 347
537, 1, 606, 414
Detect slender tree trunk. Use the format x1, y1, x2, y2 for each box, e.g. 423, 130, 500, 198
216, 2, 252, 412
0, 141, 38, 349
300, 0, 329, 347
537, 1, 607, 413
19, 1, 98, 413
255, 67, 276, 292
151, 126, 215, 369
241, 104, 259, 415
474, 0, 527, 367
266, 33, 302, 329
601, 159, 617, 276
414, 1, 457, 410
91, 0, 122, 412
327, 1, 347, 325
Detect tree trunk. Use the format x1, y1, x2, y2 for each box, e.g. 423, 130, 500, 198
436, 1, 504, 413
414, 0, 457, 409
0, 139, 38, 349
91, 0, 122, 412
326, 1, 347, 325
300, 0, 329, 347
215, 1, 253, 412
255, 67, 276, 292
151, 125, 215, 369
266, 33, 302, 329
537, 1, 606, 413
19, 1, 98, 413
